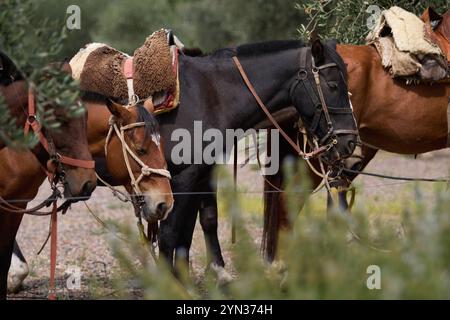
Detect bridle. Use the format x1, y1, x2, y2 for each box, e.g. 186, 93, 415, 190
232, 46, 357, 161
0, 86, 96, 299
103, 108, 171, 214
24, 87, 96, 175
289, 47, 358, 154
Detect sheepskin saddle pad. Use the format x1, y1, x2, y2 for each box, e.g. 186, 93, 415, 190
70, 29, 178, 108
366, 6, 448, 83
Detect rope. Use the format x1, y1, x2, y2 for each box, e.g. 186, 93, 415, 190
343, 168, 449, 182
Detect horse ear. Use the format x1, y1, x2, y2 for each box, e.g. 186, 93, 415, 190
106, 99, 130, 121
311, 38, 325, 64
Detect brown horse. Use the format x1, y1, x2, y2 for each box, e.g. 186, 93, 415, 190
6, 90, 174, 294
260, 41, 449, 261
0, 62, 97, 299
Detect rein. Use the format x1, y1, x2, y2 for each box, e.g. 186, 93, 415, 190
232, 56, 329, 160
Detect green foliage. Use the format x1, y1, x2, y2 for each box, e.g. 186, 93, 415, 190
298, 0, 449, 44
0, 0, 82, 148
31, 0, 304, 54
109, 163, 450, 299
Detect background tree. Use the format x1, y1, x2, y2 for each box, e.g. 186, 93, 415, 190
0, 0, 83, 148
298, 0, 448, 43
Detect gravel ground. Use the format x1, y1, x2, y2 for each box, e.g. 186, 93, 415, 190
9, 149, 450, 299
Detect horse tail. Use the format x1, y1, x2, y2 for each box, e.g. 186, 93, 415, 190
261, 170, 285, 262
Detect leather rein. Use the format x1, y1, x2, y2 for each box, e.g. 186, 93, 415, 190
232, 47, 357, 161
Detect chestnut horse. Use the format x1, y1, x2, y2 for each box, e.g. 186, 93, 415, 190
0, 57, 97, 299
6, 93, 174, 294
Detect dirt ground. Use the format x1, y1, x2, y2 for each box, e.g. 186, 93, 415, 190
9, 149, 449, 299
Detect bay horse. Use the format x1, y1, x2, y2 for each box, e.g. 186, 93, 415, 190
4, 62, 173, 294
149, 38, 358, 273
0, 54, 97, 299
7, 98, 174, 293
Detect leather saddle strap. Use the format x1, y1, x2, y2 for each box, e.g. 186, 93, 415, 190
124, 57, 136, 104
232, 56, 303, 157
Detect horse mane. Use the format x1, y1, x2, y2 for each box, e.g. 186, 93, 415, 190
81, 90, 159, 139
0, 51, 24, 86
135, 103, 159, 140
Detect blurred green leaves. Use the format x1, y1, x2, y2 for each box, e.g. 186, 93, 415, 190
298, 0, 449, 44
109, 161, 450, 299
0, 0, 82, 148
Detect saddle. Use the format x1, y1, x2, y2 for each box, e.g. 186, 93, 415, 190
70, 29, 183, 114
366, 6, 448, 83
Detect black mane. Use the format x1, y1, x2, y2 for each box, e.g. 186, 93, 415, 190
206, 40, 305, 59
236, 40, 305, 57
0, 51, 24, 85
136, 103, 159, 139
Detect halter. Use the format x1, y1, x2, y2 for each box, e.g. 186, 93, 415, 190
104, 113, 171, 200
24, 87, 95, 174
290, 47, 358, 149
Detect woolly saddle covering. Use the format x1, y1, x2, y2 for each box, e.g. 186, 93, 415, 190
70, 29, 177, 103
366, 6, 448, 82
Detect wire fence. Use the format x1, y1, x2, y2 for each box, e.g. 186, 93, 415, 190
1, 174, 448, 204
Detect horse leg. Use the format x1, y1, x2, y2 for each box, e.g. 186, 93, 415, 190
7, 239, 29, 293
0, 213, 23, 299
159, 170, 201, 272
199, 189, 233, 285
173, 197, 200, 270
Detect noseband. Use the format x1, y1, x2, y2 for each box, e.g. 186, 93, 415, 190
25, 88, 95, 179
104, 111, 171, 202
290, 47, 358, 150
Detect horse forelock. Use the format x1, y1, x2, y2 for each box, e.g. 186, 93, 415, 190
324, 41, 348, 79
135, 103, 160, 143
69, 43, 109, 80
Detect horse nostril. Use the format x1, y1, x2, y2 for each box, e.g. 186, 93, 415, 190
348, 140, 355, 152
81, 181, 95, 197
156, 202, 168, 218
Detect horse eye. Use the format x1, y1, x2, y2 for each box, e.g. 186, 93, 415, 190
327, 81, 338, 90
136, 147, 147, 156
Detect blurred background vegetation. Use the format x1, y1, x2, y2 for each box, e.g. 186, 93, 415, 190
108, 164, 450, 299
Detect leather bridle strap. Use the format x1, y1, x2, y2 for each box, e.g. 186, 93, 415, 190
104, 115, 171, 196
232, 56, 327, 160
25, 88, 95, 169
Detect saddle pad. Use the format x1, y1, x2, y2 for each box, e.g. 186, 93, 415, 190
366, 6, 447, 80
70, 29, 178, 104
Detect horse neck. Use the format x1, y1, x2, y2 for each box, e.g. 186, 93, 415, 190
0, 80, 50, 164
336, 44, 377, 124
181, 50, 298, 130
86, 102, 112, 157
0, 80, 28, 126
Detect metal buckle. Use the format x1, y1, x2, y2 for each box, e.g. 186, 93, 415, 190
298, 69, 308, 80
27, 115, 37, 124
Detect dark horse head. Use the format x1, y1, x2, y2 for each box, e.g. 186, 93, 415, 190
288, 38, 358, 162
0, 52, 97, 199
